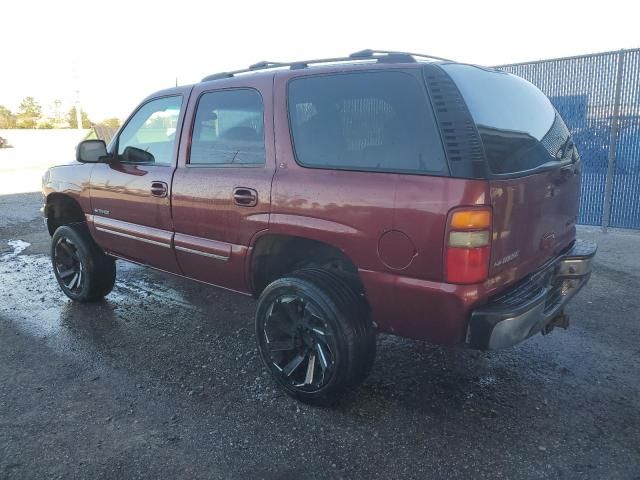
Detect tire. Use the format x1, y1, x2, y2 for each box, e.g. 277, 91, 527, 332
255, 268, 376, 405
51, 224, 116, 302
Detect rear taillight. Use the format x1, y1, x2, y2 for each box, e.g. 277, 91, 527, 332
445, 207, 492, 284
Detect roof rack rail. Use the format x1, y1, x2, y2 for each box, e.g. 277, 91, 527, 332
249, 61, 286, 70
349, 49, 453, 62
200, 49, 453, 82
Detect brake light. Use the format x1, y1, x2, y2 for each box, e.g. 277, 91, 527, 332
445, 207, 492, 284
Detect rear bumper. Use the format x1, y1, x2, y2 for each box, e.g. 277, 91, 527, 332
467, 239, 597, 350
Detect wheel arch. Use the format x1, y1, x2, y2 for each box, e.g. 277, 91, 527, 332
248, 233, 362, 296
45, 192, 87, 236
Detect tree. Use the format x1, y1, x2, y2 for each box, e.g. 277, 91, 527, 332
67, 106, 92, 128
0, 105, 15, 128
16, 97, 42, 128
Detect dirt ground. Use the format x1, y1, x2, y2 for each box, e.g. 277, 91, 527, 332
1, 191, 639, 479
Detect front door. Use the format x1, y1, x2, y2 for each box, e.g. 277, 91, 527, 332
171, 80, 275, 293
90, 93, 187, 273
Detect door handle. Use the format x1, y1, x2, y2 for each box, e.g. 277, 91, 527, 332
233, 187, 258, 207
151, 181, 168, 198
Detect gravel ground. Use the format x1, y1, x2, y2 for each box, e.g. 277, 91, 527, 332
1, 191, 639, 479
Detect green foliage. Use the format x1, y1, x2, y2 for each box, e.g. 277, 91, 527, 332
0, 105, 16, 128
67, 106, 93, 129
16, 97, 42, 128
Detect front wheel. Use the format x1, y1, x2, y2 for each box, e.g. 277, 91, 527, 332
51, 224, 116, 302
255, 268, 376, 405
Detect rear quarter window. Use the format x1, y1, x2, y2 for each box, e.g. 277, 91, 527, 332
287, 71, 447, 175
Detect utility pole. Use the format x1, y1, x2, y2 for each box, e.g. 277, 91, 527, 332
72, 60, 83, 130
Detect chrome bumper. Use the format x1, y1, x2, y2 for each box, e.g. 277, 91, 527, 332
468, 239, 597, 350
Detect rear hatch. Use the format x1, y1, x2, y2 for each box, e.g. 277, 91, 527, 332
441, 64, 581, 284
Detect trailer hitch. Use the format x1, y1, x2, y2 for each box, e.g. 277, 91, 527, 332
542, 311, 570, 335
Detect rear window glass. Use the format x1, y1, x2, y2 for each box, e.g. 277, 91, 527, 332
288, 71, 447, 175
442, 64, 564, 175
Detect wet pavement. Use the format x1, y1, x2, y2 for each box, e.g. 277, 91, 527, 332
1, 191, 639, 479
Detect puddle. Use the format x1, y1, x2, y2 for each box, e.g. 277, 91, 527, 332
0, 244, 196, 364
115, 277, 198, 312
1, 239, 31, 259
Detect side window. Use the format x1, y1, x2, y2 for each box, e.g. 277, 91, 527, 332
287, 71, 447, 175
189, 89, 265, 166
117, 96, 182, 166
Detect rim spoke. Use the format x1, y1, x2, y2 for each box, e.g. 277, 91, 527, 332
282, 353, 306, 377
267, 339, 296, 352
304, 353, 316, 385
67, 273, 79, 290
58, 268, 76, 279
315, 343, 329, 370
311, 327, 329, 336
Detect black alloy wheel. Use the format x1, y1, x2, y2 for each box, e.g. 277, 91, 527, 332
53, 236, 84, 295
262, 294, 337, 391
256, 269, 376, 405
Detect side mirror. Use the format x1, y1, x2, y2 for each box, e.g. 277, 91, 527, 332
77, 140, 108, 163
121, 146, 155, 164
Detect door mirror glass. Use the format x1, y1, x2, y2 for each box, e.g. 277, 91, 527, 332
76, 139, 108, 163
121, 146, 155, 164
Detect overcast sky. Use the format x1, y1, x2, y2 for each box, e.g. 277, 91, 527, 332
1, 0, 637, 121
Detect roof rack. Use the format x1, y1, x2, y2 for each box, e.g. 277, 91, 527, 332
200, 49, 453, 82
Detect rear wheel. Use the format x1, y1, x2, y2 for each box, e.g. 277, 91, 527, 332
255, 268, 375, 405
51, 224, 116, 302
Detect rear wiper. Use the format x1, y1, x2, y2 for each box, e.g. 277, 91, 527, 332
556, 136, 575, 160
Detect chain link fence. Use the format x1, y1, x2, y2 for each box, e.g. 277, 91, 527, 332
497, 49, 640, 230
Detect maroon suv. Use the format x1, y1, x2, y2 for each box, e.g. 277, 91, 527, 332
42, 50, 596, 404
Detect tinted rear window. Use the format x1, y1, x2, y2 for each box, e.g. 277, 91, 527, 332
442, 64, 567, 175
288, 71, 447, 175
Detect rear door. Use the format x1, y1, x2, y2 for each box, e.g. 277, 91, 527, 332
442, 64, 581, 283
170, 77, 275, 293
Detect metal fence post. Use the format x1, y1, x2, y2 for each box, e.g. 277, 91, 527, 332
602, 49, 626, 232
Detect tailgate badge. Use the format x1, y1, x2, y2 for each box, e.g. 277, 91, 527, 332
493, 250, 520, 268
